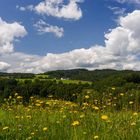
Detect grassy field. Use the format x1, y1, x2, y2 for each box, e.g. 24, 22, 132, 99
0, 93, 140, 140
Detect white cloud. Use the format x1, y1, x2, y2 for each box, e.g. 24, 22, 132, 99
0, 61, 10, 71
1, 10, 140, 73
108, 6, 126, 15
0, 18, 27, 54
34, 20, 64, 38
31, 10, 140, 72
116, 0, 140, 4
18, 0, 83, 20
16, 5, 34, 11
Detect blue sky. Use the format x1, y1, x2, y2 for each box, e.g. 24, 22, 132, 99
0, 0, 140, 73
0, 0, 136, 55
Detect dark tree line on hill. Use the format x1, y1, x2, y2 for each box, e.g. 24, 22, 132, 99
0, 72, 35, 79
45, 69, 140, 82
0, 78, 89, 103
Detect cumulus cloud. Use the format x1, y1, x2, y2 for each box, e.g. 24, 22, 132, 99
31, 10, 140, 72
0, 18, 27, 54
34, 20, 64, 38
17, 0, 83, 20
1, 10, 140, 73
0, 61, 10, 71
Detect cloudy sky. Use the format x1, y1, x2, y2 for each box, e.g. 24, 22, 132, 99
0, 0, 140, 73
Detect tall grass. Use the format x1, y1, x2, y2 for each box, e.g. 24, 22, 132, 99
0, 91, 140, 140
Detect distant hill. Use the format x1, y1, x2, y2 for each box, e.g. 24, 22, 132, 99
0, 72, 35, 79
45, 69, 140, 82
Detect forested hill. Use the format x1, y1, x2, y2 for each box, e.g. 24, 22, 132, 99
45, 69, 140, 82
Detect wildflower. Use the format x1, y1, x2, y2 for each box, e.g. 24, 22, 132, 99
85, 95, 90, 99
80, 114, 85, 118
17, 96, 23, 99
15, 115, 20, 119
131, 122, 136, 126
30, 96, 34, 99
26, 136, 32, 140
31, 132, 35, 135
133, 112, 138, 116
101, 115, 109, 121
63, 115, 66, 118
107, 102, 111, 106
36, 100, 40, 103
92, 106, 99, 110
113, 103, 116, 106
35, 103, 41, 107
27, 108, 30, 112
48, 95, 53, 98
56, 121, 60, 124
43, 127, 48, 132
120, 93, 124, 96
15, 93, 18, 96
129, 101, 134, 105
2, 126, 9, 130
94, 135, 99, 139
83, 131, 87, 135
71, 120, 80, 126
9, 96, 12, 99
111, 87, 115, 90
103, 105, 106, 108
26, 115, 32, 119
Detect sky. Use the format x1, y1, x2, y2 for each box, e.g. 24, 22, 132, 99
0, 0, 140, 73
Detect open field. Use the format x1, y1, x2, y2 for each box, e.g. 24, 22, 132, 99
1, 93, 140, 140
16, 78, 92, 85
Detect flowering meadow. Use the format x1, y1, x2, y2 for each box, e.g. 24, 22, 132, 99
1, 90, 140, 140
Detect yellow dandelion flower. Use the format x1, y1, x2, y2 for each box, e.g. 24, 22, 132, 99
43, 127, 48, 131
131, 122, 136, 126
83, 132, 87, 135
94, 135, 99, 139
63, 115, 66, 118
15, 116, 20, 119
71, 120, 80, 126
26, 136, 32, 140
92, 106, 99, 110
26, 115, 32, 119
107, 102, 111, 106
133, 112, 138, 116
30, 96, 34, 99
129, 101, 134, 105
31, 132, 35, 135
120, 93, 124, 96
85, 95, 90, 99
9, 96, 12, 99
103, 105, 106, 108
35, 103, 41, 107
111, 87, 115, 90
80, 114, 85, 118
101, 115, 109, 121
36, 99, 40, 103
17, 96, 23, 99
15, 93, 18, 96
2, 126, 9, 130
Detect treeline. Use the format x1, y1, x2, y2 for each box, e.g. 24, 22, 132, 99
0, 73, 35, 79
45, 69, 140, 82
0, 78, 90, 103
